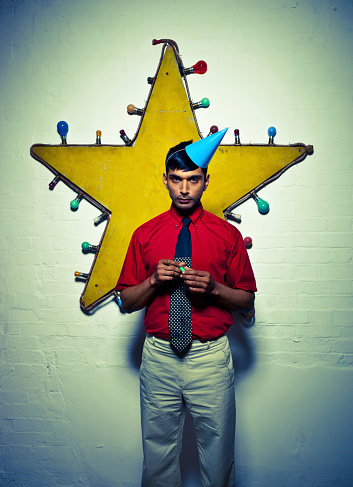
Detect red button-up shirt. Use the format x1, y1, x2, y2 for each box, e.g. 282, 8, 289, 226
115, 204, 257, 340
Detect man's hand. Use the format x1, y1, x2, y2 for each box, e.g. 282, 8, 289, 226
180, 266, 255, 312
180, 267, 216, 295
120, 259, 186, 312
121, 263, 254, 314
150, 259, 187, 287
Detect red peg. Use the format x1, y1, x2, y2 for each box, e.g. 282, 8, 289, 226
244, 236, 252, 248
234, 129, 240, 145
193, 60, 207, 74
49, 176, 60, 190
184, 60, 207, 75
207, 125, 218, 137
120, 129, 132, 145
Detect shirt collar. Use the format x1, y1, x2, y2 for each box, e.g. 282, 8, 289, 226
169, 203, 204, 226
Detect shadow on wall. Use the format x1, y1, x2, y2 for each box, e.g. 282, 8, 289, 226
126, 311, 256, 487
126, 311, 255, 374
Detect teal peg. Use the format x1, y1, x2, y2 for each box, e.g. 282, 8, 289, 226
70, 194, 82, 211
81, 241, 98, 252
252, 192, 270, 214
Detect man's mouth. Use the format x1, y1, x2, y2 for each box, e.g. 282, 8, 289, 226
177, 198, 192, 203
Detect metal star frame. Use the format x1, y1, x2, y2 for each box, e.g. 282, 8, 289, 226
30, 39, 313, 313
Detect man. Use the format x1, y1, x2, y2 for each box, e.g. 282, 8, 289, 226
115, 130, 257, 487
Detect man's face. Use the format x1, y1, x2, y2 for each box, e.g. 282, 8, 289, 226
163, 167, 210, 214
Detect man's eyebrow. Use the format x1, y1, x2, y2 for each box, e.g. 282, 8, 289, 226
168, 173, 202, 179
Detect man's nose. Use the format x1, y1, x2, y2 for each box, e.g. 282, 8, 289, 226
180, 180, 189, 194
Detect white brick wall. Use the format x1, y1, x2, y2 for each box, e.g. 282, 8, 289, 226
1, 0, 352, 486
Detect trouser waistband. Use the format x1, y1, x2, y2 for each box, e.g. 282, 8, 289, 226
145, 333, 227, 352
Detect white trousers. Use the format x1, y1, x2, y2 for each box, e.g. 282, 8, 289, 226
140, 334, 236, 487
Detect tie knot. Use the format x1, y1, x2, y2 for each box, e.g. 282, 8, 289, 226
182, 217, 191, 228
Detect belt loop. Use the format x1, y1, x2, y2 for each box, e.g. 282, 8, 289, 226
152, 335, 156, 346
207, 341, 210, 350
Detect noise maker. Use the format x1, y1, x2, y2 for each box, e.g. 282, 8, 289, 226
234, 129, 240, 145
184, 60, 207, 75
49, 176, 60, 190
96, 130, 101, 144
57, 121, 68, 145
127, 104, 143, 116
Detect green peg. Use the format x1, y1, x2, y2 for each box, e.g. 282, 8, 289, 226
70, 200, 79, 210
252, 192, 270, 215
70, 194, 82, 211
81, 241, 98, 253
192, 98, 210, 109
200, 97, 210, 108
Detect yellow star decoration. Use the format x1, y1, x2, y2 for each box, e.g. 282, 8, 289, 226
30, 41, 313, 313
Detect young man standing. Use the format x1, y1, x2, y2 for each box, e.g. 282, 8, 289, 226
115, 130, 257, 487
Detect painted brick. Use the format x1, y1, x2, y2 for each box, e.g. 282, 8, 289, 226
342, 326, 353, 338
329, 249, 352, 264
333, 339, 353, 354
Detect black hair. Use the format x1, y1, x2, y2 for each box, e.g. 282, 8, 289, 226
165, 140, 207, 175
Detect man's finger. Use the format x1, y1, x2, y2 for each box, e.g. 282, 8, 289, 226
182, 271, 209, 282
160, 259, 187, 268
181, 268, 208, 277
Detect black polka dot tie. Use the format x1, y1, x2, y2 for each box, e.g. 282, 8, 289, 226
169, 217, 192, 355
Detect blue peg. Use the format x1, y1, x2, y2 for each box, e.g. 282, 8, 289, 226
57, 121, 69, 145
268, 126, 276, 145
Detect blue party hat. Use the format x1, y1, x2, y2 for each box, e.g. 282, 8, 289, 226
185, 128, 228, 168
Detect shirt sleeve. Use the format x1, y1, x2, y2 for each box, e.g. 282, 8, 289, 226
115, 228, 148, 291
226, 228, 257, 292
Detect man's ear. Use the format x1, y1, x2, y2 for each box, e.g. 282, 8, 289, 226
203, 173, 210, 191
163, 172, 168, 189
